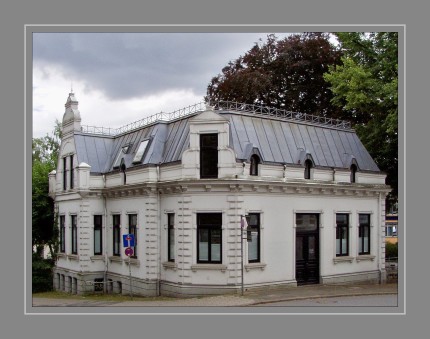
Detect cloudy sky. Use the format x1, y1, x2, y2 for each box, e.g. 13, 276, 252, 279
32, 32, 294, 138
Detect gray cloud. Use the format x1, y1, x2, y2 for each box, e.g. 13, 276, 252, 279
33, 32, 285, 100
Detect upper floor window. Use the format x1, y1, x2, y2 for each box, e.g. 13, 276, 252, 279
350, 164, 357, 183
168, 213, 175, 262
70, 155, 74, 189
304, 159, 313, 179
63, 157, 67, 190
200, 134, 218, 179
250, 155, 260, 176
336, 214, 349, 256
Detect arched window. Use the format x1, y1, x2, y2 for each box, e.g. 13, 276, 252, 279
250, 155, 260, 176
350, 164, 357, 183
304, 159, 313, 179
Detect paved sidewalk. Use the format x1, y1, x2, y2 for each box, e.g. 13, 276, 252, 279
32, 282, 398, 308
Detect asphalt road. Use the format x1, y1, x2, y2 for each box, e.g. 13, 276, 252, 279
254, 294, 398, 307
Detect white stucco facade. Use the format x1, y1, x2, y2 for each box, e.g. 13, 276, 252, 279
50, 94, 390, 296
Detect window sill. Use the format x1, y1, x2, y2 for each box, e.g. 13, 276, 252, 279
90, 255, 105, 262
333, 256, 354, 264
109, 256, 123, 263
245, 263, 266, 272
162, 261, 178, 271
125, 257, 140, 266
67, 254, 79, 261
356, 255, 375, 262
191, 264, 227, 272
57, 253, 67, 258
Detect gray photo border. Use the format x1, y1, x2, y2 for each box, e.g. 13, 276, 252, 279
2, 0, 423, 337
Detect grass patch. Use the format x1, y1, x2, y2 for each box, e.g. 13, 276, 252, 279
32, 291, 176, 302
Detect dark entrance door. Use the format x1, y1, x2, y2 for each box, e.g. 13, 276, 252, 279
295, 214, 319, 285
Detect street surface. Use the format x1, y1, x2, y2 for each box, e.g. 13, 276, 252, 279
254, 294, 398, 307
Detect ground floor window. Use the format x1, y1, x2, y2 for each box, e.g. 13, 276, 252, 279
246, 213, 260, 263
59, 215, 65, 253
71, 215, 77, 254
358, 214, 370, 255
386, 225, 397, 237
128, 214, 137, 258
94, 215, 103, 255
113, 214, 121, 256
197, 213, 222, 263
336, 213, 349, 256
94, 278, 104, 292
168, 213, 175, 262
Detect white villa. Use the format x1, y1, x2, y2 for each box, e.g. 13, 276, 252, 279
49, 92, 391, 296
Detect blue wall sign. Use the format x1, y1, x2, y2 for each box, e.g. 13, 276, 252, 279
123, 234, 135, 247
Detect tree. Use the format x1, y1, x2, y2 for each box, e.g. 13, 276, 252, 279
323, 32, 398, 207
206, 33, 344, 118
32, 120, 61, 258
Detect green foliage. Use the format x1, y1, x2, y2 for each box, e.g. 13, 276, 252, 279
385, 242, 398, 259
32, 253, 54, 293
324, 32, 398, 207
32, 120, 61, 257
206, 33, 344, 118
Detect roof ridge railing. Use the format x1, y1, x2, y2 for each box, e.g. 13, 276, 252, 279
80, 100, 351, 136
213, 100, 351, 129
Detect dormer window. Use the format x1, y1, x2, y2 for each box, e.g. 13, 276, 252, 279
250, 154, 260, 176
304, 159, 313, 179
200, 133, 218, 179
132, 139, 150, 164
350, 164, 357, 183
113, 145, 129, 169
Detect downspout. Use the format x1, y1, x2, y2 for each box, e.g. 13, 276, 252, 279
102, 174, 108, 293
378, 192, 383, 283
182, 195, 185, 286
156, 164, 162, 296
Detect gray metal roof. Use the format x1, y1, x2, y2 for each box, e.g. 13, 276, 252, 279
73, 109, 380, 174
224, 113, 380, 171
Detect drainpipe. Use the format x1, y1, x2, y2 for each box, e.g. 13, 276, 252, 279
156, 164, 162, 296
102, 174, 108, 293
378, 192, 383, 283
182, 195, 185, 286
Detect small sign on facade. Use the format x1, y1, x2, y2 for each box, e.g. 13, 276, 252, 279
123, 234, 135, 248
125, 247, 134, 257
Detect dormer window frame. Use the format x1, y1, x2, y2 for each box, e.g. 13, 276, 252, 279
350, 163, 358, 183
132, 138, 151, 164
113, 145, 130, 169
250, 154, 261, 176
304, 159, 313, 180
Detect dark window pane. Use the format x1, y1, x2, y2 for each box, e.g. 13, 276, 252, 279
296, 214, 318, 231
296, 236, 304, 260
198, 229, 209, 261
308, 236, 316, 260
198, 213, 222, 226
197, 213, 222, 263
200, 134, 218, 178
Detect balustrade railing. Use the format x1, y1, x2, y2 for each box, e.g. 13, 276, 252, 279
80, 100, 351, 136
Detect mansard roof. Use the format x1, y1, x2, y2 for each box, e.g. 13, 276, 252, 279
72, 101, 380, 174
